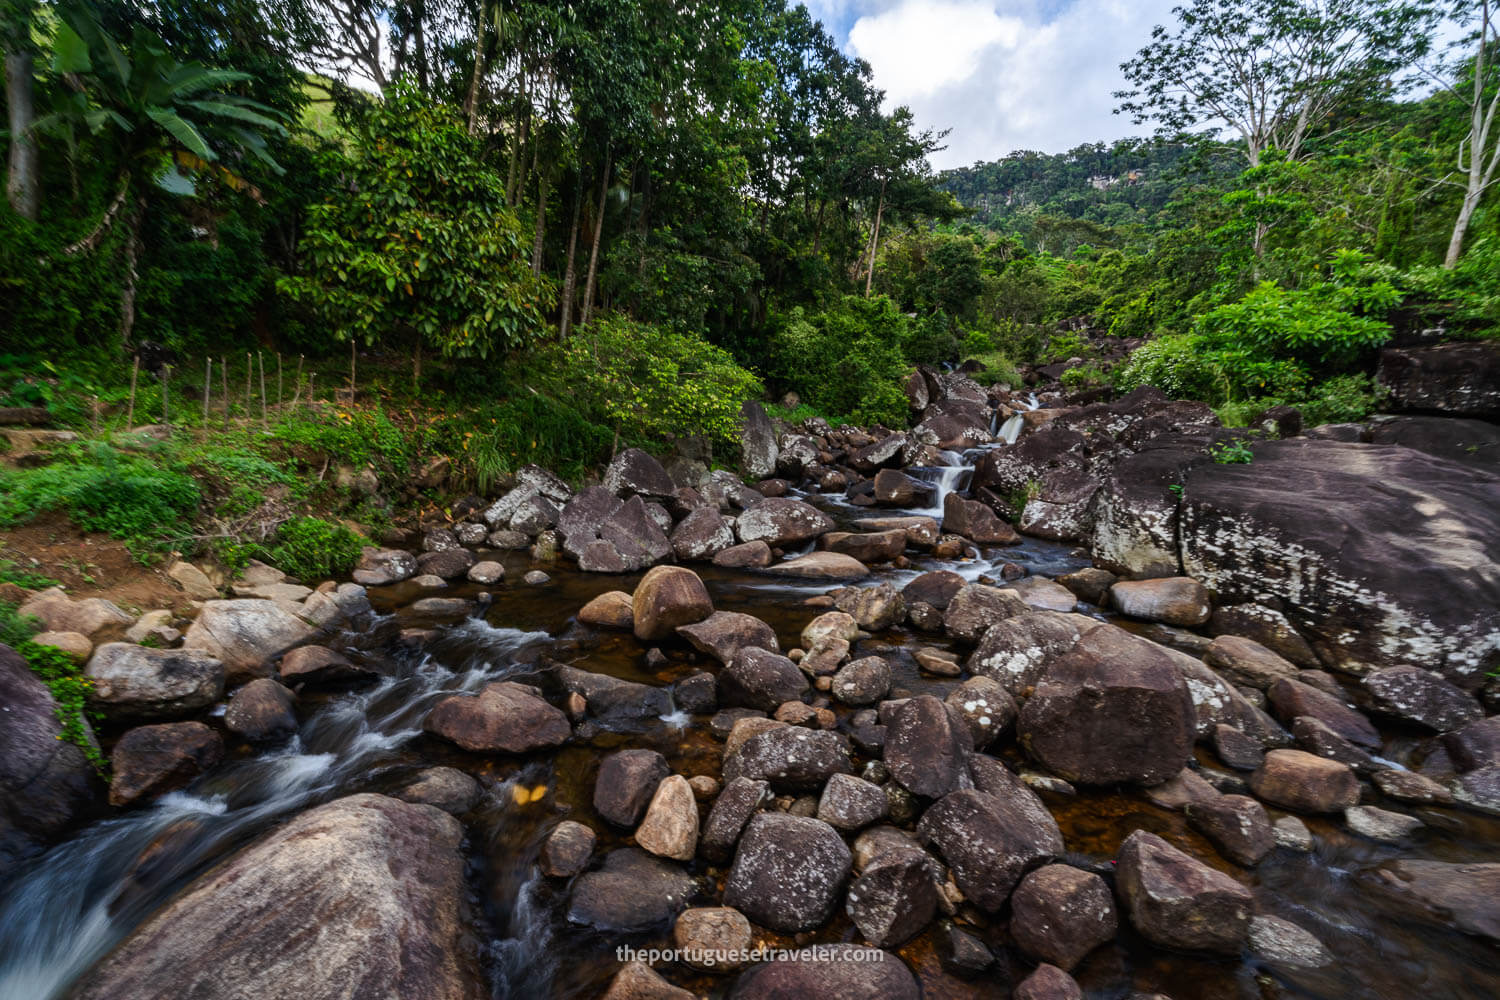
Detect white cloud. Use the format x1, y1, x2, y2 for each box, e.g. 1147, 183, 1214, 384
842, 0, 1179, 169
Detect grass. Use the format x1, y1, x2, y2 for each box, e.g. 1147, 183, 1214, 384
0, 556, 61, 590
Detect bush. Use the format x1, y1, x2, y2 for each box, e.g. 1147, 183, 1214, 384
1195, 280, 1392, 370
1115, 334, 1232, 402
461, 394, 614, 491
272, 405, 411, 475
967, 351, 1022, 387
0, 602, 104, 771
258, 516, 364, 581
769, 296, 912, 426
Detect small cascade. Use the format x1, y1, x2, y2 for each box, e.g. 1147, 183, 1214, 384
908, 451, 973, 517
997, 413, 1025, 445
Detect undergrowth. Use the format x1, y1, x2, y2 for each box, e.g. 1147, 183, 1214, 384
0, 601, 106, 772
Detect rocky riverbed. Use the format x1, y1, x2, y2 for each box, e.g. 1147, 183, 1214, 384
2, 366, 1499, 1000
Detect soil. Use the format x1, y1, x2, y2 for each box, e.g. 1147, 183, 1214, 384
0, 511, 195, 615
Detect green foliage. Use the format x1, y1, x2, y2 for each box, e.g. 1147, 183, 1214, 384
461, 395, 615, 490
0, 445, 200, 558
1195, 274, 1395, 372
1116, 334, 1233, 402
1215, 373, 1382, 428
968, 351, 1023, 387
1209, 439, 1255, 464
271, 406, 411, 475
0, 558, 61, 590
256, 516, 363, 581
769, 296, 912, 426
0, 601, 104, 771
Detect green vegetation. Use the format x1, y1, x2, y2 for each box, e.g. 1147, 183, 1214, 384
256, 516, 363, 581
0, 601, 105, 771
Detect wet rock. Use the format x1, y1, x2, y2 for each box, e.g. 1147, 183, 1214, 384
636, 775, 699, 861
278, 645, 373, 687
846, 851, 940, 948
700, 777, 771, 862
731, 727, 852, 791
1249, 914, 1334, 969
595, 749, 672, 827
820, 529, 907, 563
721, 648, 809, 712
833, 582, 906, 631
72, 795, 481, 1000
735, 498, 835, 547
1185, 794, 1275, 866
871, 468, 933, 507
944, 583, 1028, 644
1269, 678, 1380, 749
677, 612, 778, 665
181, 599, 316, 684
1009, 864, 1118, 971
579, 591, 634, 629
568, 847, 695, 932
1441, 715, 1500, 771
944, 676, 1017, 748
1212, 723, 1265, 771
762, 551, 869, 580
727, 943, 917, 1000
85, 643, 224, 719
601, 962, 693, 1000
466, 561, 505, 584
225, 679, 298, 743
1363, 859, 1500, 943
916, 647, 962, 676
816, 773, 889, 831
712, 540, 773, 568
1002, 577, 1076, 614
1204, 635, 1299, 689
724, 813, 852, 932
832, 657, 892, 706
1372, 768, 1453, 805
1291, 716, 1377, 773
1208, 604, 1319, 669
416, 548, 476, 580
1056, 567, 1116, 605
1018, 626, 1196, 785
555, 664, 671, 725
605, 448, 678, 501
539, 820, 597, 878
1142, 768, 1220, 811
943, 493, 1020, 544
902, 570, 967, 610
886, 695, 974, 798
1346, 804, 1423, 843
674, 672, 718, 714
1115, 829, 1252, 955
917, 788, 1064, 911
1362, 665, 1483, 732
1273, 815, 1314, 851
1452, 766, 1500, 814
674, 906, 753, 972
1014, 964, 1083, 1000
853, 515, 940, 547
671, 507, 736, 562
423, 681, 570, 754
941, 925, 996, 977
396, 767, 481, 816
109, 722, 222, 808
632, 566, 714, 641
1250, 749, 1359, 813
1109, 577, 1211, 627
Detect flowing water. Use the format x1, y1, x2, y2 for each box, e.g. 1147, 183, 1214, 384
3, 434, 1499, 999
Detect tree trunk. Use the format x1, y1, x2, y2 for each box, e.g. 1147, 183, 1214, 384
1446, 187, 1485, 269
864, 175, 886, 297
558, 180, 583, 340
580, 151, 611, 327
1445, 1, 1499, 269
119, 197, 146, 349
4, 50, 38, 221
413, 0, 429, 93
531, 170, 548, 277
506, 72, 529, 207
463, 9, 487, 134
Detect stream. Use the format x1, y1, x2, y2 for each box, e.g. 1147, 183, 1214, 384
2, 447, 1499, 1000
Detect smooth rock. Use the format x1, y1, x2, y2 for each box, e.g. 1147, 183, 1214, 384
1250, 749, 1359, 813
423, 681, 570, 753
85, 643, 224, 719
632, 565, 713, 641
595, 749, 671, 827
1115, 829, 1252, 955
109, 722, 223, 807
182, 599, 315, 684
635, 775, 699, 861
1009, 864, 1118, 971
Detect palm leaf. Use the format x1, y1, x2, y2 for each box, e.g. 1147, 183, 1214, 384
146, 107, 214, 161
166, 66, 255, 97
184, 100, 286, 133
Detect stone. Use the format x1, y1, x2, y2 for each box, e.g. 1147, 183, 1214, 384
109, 721, 223, 807
1014, 964, 1083, 1000
1184, 794, 1275, 866
1291, 715, 1378, 774
674, 906, 754, 972
726, 944, 918, 1000
1056, 567, 1116, 605
833, 582, 906, 631
18, 588, 132, 639
604, 447, 677, 500
1109, 577, 1211, 627
466, 561, 505, 584
712, 540, 773, 568
1442, 715, 1500, 771
832, 656, 892, 706
1248, 915, 1334, 969
944, 676, 1018, 748
1377, 341, 1500, 418
735, 498, 834, 547
1273, 815, 1314, 851
761, 551, 869, 580
595, 749, 671, 827
1346, 804, 1423, 842
816, 773, 889, 831
1005, 577, 1078, 613
72, 795, 481, 1000
1212, 723, 1265, 771
454, 522, 489, 547
278, 645, 373, 687
853, 515, 940, 547
821, 529, 907, 563
600, 963, 693, 1000
32, 630, 92, 663
916, 647, 962, 676
700, 777, 772, 862
1010, 864, 1117, 971
396, 767, 481, 815
1372, 768, 1453, 805
416, 549, 475, 580
85, 643, 224, 720
966, 610, 1083, 696
168, 560, 219, 599
724, 717, 786, 756
1362, 859, 1500, 943
1362, 665, 1483, 732
846, 851, 940, 948
801, 610, 859, 648
677, 612, 778, 664
917, 788, 1063, 912
675, 672, 718, 714
670, 506, 736, 562
181, 599, 316, 685
740, 401, 780, 480
423, 681, 570, 754
902, 570, 966, 610
870, 468, 932, 507
540, 820, 596, 877
1115, 829, 1252, 955
1268, 678, 1380, 749
0, 644, 100, 864
731, 726, 851, 791
636, 775, 699, 861
579, 591, 634, 629
1018, 625, 1196, 785
724, 813, 851, 932
632, 566, 713, 641
568, 848, 695, 932
944, 583, 1028, 644
943, 493, 1020, 544
885, 695, 973, 798
224, 679, 297, 743
1250, 749, 1359, 813
1204, 635, 1300, 689
1143, 768, 1221, 811
721, 648, 809, 712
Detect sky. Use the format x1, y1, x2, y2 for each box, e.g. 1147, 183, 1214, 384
799, 0, 1181, 170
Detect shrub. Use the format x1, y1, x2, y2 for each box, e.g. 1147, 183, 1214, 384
968, 351, 1022, 387
0, 602, 104, 771
1115, 334, 1232, 402
259, 516, 364, 581
461, 394, 614, 490
769, 296, 912, 426
272, 405, 411, 475
1196, 280, 1392, 370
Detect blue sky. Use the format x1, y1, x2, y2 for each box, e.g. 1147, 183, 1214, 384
797, 0, 1181, 169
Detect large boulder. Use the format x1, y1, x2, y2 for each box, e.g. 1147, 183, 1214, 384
423, 681, 570, 753
730, 727, 851, 791
724, 813, 852, 932
1377, 342, 1500, 419
885, 695, 973, 798
1009, 864, 1118, 971
670, 507, 736, 562
568, 848, 695, 932
604, 447, 678, 500
224, 678, 298, 743
1362, 665, 1483, 732
720, 647, 809, 712
943, 493, 1019, 544
727, 944, 918, 1000
109, 722, 223, 807
916, 788, 1064, 912
1017, 626, 1196, 785
735, 498, 835, 547
740, 401, 780, 479
0, 644, 101, 864
72, 795, 484, 1000
1115, 829, 1252, 955
85, 643, 224, 719
182, 599, 316, 684
677, 612, 778, 665
632, 566, 713, 641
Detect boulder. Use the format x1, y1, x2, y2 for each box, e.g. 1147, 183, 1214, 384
727, 944, 918, 1000
423, 681, 570, 754
1267, 678, 1380, 749
902, 570, 966, 610
182, 600, 316, 684
278, 645, 373, 687
1250, 749, 1359, 813
852, 515, 940, 547
632, 566, 714, 641
740, 401, 780, 480
416, 549, 475, 580
1362, 859, 1500, 943
1248, 914, 1334, 970
1362, 665, 1483, 732
1184, 794, 1275, 866
601, 963, 693, 1000
735, 498, 835, 547
1005, 576, 1078, 613
33, 630, 93, 663
1115, 829, 1252, 955
1346, 804, 1423, 843
1291, 716, 1377, 773
1441, 715, 1500, 771
724, 813, 852, 932
1204, 635, 1299, 689
917, 788, 1063, 912
225, 679, 298, 743
396, 767, 481, 815
109, 722, 223, 807
169, 560, 220, 599
761, 552, 869, 580
966, 611, 1083, 696
568, 848, 695, 932
670, 507, 736, 562
731, 727, 851, 791
816, 773, 889, 831
820, 529, 907, 563
712, 540, 774, 568
605, 448, 678, 500
578, 591, 635, 629
943, 493, 1020, 545
677, 612, 778, 664
635, 775, 699, 861
1109, 577, 1211, 627
801, 611, 859, 648
1377, 341, 1500, 419
944, 583, 1028, 644
1369, 415, 1500, 469
1009, 864, 1117, 971
846, 851, 940, 948
1014, 965, 1083, 1000
885, 695, 973, 798
833, 582, 906, 631
72, 795, 482, 1000
596, 496, 674, 571
86, 643, 224, 719
721, 648, 809, 712
700, 777, 771, 862
1372, 768, 1454, 806
674, 906, 754, 972
945, 676, 1018, 748
540, 820, 596, 877
594, 749, 672, 828
1017, 626, 1197, 785
871, 468, 933, 507
18, 588, 132, 639
1056, 567, 1117, 605
832, 657, 892, 706
466, 560, 505, 584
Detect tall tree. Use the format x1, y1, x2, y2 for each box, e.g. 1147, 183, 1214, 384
2, 0, 38, 219
1440, 0, 1500, 266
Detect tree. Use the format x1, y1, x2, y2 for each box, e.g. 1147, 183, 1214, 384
3, 0, 38, 219
1116, 0, 1439, 167
1438, 1, 1500, 266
